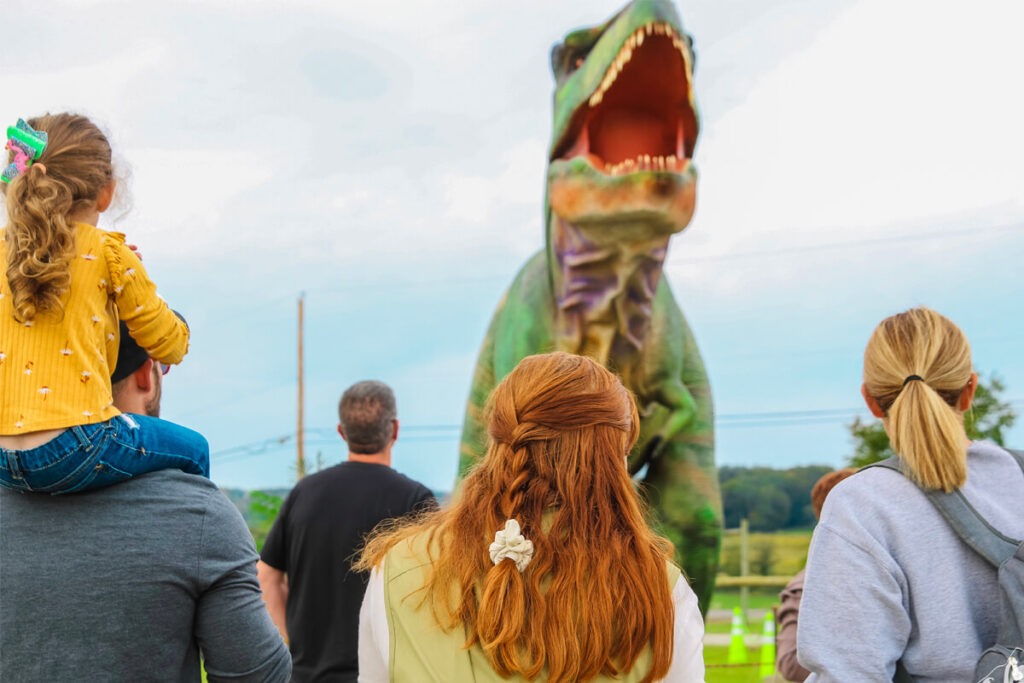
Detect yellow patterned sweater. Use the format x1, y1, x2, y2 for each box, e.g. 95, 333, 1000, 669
0, 222, 189, 434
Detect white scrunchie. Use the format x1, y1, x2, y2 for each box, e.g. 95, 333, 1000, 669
489, 519, 534, 572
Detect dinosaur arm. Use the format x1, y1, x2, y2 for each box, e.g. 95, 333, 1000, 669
640, 379, 697, 463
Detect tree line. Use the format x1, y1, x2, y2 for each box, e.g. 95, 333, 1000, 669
232, 375, 1016, 537
722, 373, 1016, 532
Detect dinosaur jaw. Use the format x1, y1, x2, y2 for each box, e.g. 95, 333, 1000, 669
549, 21, 698, 233
547, 158, 696, 242
552, 21, 698, 178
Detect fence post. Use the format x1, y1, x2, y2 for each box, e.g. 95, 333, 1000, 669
740, 517, 750, 625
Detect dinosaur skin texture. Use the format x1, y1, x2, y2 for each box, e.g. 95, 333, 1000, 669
458, 0, 721, 614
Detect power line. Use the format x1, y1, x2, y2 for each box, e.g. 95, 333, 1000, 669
195, 222, 1024, 298
666, 221, 1022, 267
210, 397, 1024, 464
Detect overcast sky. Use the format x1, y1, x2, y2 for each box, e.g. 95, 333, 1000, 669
4, 0, 1022, 491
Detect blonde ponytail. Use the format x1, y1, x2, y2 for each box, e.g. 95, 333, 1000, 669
863, 307, 973, 492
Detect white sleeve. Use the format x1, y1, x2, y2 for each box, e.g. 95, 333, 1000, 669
358, 564, 390, 683
663, 579, 706, 682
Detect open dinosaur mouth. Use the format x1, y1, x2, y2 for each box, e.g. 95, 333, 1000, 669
554, 22, 698, 176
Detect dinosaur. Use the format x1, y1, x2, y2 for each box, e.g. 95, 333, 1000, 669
458, 0, 721, 613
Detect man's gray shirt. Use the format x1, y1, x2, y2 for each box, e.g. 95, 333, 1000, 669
0, 470, 291, 682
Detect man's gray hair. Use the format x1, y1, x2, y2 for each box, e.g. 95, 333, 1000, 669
338, 381, 397, 455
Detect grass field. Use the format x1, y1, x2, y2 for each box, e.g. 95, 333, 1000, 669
710, 588, 781, 612
719, 529, 812, 578
706, 644, 775, 683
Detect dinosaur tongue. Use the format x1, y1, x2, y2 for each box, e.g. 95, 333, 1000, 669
563, 114, 682, 172
590, 108, 675, 167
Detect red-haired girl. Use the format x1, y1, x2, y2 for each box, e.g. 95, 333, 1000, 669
356, 352, 704, 682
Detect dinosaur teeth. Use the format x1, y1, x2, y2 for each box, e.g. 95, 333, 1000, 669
604, 154, 687, 175
588, 22, 691, 109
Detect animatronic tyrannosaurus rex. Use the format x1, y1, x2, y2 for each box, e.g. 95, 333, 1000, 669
458, 0, 721, 612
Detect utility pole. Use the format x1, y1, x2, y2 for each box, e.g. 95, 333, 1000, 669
297, 293, 306, 479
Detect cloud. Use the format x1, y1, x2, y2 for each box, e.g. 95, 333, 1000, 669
118, 148, 276, 255
440, 139, 546, 223
666, 0, 1024, 294
0, 43, 167, 126
4, 0, 1021, 487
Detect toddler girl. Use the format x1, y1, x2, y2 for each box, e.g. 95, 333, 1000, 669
0, 113, 208, 493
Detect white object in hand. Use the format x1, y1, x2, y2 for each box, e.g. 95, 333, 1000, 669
489, 519, 534, 572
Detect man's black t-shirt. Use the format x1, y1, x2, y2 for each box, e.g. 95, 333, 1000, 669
260, 461, 435, 683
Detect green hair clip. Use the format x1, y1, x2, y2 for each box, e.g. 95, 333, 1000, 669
2, 119, 48, 184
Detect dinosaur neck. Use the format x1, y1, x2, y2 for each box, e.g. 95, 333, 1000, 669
549, 212, 669, 367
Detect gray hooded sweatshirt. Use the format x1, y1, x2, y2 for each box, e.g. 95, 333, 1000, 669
798, 441, 1024, 682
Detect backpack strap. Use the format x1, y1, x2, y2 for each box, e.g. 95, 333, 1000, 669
864, 455, 1019, 569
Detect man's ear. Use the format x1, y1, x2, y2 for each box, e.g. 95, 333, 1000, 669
337, 424, 347, 443
133, 358, 156, 393
862, 383, 885, 418
392, 418, 400, 443
96, 181, 116, 213
958, 372, 979, 412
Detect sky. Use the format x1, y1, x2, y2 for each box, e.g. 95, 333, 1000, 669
3, 0, 1022, 491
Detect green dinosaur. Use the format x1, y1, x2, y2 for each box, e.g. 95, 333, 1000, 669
458, 0, 721, 613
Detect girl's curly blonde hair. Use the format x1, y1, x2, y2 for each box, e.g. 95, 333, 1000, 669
2, 113, 113, 322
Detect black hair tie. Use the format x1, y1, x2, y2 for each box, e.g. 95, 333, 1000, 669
903, 374, 924, 387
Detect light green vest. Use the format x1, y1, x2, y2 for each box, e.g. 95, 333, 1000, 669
382, 534, 681, 682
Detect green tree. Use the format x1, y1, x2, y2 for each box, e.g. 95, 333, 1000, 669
248, 490, 284, 552
721, 468, 794, 531
848, 373, 1017, 467
778, 466, 833, 527
748, 484, 791, 531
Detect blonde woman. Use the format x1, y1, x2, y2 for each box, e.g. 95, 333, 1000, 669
798, 307, 1024, 681
355, 352, 705, 683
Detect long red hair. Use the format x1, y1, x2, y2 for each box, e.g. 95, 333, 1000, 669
357, 352, 676, 683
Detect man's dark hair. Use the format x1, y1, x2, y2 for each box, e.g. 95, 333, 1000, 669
338, 381, 397, 454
